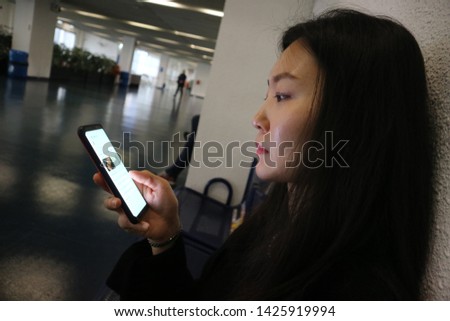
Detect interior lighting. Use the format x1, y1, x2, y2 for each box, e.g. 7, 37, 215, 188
124, 21, 212, 42
137, 0, 224, 17
67, 6, 215, 44
174, 30, 210, 41
190, 44, 214, 53
125, 20, 164, 32
154, 37, 180, 45
73, 10, 109, 20
83, 22, 107, 30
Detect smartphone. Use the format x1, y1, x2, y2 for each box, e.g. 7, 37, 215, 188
78, 124, 148, 224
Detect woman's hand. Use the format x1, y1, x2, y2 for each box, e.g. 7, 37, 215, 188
93, 170, 180, 253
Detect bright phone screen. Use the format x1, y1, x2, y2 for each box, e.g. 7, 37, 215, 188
84, 128, 146, 218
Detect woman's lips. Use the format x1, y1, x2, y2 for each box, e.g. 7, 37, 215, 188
256, 143, 269, 155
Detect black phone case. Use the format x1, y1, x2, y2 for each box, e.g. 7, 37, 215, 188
77, 124, 147, 224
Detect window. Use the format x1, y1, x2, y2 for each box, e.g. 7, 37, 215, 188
54, 27, 75, 49
131, 49, 160, 77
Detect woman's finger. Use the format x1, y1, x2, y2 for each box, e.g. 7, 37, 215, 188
104, 196, 121, 210
93, 172, 111, 193
129, 170, 165, 190
117, 213, 150, 235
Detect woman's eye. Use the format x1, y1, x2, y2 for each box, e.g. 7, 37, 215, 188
274, 93, 290, 102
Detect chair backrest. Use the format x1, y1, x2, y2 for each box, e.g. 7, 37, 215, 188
203, 177, 233, 206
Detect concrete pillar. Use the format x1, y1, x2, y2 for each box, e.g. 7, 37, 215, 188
155, 54, 169, 89
0, 0, 15, 30
117, 36, 135, 86
11, 0, 57, 78
185, 0, 314, 203
75, 28, 84, 49
118, 36, 136, 73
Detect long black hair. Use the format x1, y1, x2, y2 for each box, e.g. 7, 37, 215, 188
217, 9, 434, 300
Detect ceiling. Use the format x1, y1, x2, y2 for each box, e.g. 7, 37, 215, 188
57, 0, 225, 63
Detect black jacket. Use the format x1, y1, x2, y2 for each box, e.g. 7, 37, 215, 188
107, 235, 404, 300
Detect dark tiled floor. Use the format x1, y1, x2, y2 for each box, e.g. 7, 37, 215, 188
0, 77, 203, 300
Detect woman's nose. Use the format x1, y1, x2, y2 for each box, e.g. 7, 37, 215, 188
252, 104, 269, 132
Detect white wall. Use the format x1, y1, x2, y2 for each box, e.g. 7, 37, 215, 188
185, 0, 315, 204
313, 0, 450, 303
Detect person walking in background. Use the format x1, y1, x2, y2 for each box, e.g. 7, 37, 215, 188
174, 70, 187, 98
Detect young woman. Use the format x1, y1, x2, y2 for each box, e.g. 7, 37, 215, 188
94, 9, 434, 300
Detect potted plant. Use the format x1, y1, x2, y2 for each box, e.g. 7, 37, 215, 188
50, 44, 117, 87
0, 31, 12, 76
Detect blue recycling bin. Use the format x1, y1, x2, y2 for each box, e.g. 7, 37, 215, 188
8, 50, 29, 78
119, 71, 129, 87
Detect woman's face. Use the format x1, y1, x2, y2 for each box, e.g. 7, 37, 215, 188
253, 41, 320, 182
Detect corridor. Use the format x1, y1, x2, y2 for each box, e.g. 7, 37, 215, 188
0, 77, 203, 300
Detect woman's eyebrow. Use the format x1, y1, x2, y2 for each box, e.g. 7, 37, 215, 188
268, 72, 298, 86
